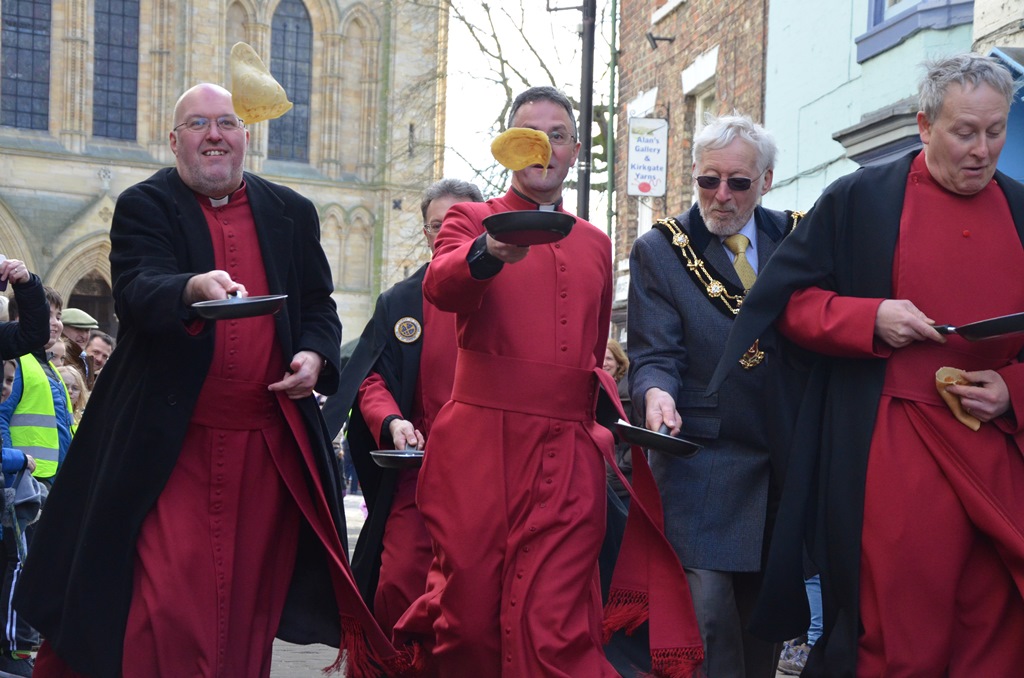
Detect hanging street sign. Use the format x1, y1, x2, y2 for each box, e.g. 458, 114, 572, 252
627, 117, 668, 197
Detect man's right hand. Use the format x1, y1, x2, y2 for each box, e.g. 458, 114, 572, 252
389, 417, 425, 450
183, 270, 248, 305
485, 234, 530, 264
644, 387, 682, 435
874, 299, 945, 349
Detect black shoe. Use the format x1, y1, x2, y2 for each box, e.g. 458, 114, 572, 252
0, 651, 34, 678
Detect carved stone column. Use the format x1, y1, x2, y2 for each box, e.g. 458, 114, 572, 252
58, 0, 91, 153
145, 0, 176, 162
317, 32, 344, 179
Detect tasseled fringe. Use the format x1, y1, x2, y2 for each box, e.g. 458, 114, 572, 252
322, 646, 346, 676
386, 642, 429, 676
323, 617, 383, 678
602, 588, 649, 643
321, 647, 346, 675
322, 622, 429, 678
642, 647, 705, 678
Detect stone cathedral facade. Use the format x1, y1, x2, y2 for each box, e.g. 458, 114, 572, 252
0, 0, 448, 334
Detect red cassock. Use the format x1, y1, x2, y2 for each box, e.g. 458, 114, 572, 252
779, 153, 1024, 675
398, 190, 617, 677
37, 189, 387, 678
392, 190, 703, 678
124, 191, 360, 677
357, 299, 457, 635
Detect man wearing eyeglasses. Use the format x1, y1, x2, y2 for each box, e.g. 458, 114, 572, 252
390, 86, 702, 678
628, 113, 801, 677
15, 83, 392, 677
322, 178, 482, 637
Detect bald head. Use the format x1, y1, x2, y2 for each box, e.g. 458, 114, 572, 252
173, 83, 234, 126
169, 83, 249, 197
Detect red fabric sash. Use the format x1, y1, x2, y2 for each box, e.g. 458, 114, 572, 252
192, 374, 277, 427
593, 368, 704, 677
452, 348, 596, 420
451, 350, 703, 675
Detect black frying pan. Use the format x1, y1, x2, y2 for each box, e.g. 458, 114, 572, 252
614, 420, 701, 458
370, 448, 424, 469
933, 311, 1024, 341
482, 210, 574, 246
192, 294, 287, 320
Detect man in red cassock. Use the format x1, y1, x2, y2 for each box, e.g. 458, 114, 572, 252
393, 86, 703, 677
710, 53, 1024, 676
15, 84, 404, 678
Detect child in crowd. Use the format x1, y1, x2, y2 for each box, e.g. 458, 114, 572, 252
56, 365, 88, 429
2, 360, 14, 402
0, 258, 49, 676
0, 287, 71, 676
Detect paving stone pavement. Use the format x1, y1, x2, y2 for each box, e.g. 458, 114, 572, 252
271, 491, 366, 677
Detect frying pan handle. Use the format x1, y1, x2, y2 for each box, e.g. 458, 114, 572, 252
932, 324, 956, 335
657, 424, 671, 436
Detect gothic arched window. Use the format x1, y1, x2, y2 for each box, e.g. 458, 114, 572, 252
93, 0, 140, 139
2, 0, 52, 130
269, 0, 312, 161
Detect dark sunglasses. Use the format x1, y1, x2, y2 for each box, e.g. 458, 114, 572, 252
694, 170, 764, 192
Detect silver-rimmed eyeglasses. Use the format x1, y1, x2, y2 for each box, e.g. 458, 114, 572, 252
173, 116, 245, 134
546, 130, 576, 146
424, 221, 444, 233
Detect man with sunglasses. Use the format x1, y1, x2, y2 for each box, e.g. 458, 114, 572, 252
628, 113, 801, 677
15, 83, 397, 677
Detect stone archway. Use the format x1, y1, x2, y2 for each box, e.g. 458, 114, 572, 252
68, 273, 117, 337
48, 235, 116, 335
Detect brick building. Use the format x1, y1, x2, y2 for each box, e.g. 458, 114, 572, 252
0, 0, 448, 334
611, 0, 770, 336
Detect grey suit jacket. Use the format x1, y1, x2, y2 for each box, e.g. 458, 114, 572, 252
627, 203, 790, 571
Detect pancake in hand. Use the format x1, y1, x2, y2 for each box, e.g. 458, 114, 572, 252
935, 366, 981, 431
491, 128, 551, 177
229, 42, 293, 124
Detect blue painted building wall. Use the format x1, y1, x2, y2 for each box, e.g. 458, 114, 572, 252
762, 0, 975, 212
1002, 104, 1024, 181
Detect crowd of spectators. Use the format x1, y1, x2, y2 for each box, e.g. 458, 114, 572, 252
0, 265, 113, 676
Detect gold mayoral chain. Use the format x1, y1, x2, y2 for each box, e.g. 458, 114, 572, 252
655, 217, 764, 370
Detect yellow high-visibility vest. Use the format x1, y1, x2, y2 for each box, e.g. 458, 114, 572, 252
10, 356, 71, 479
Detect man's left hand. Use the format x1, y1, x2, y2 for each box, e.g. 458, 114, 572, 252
945, 369, 1011, 422
268, 350, 324, 400
485, 234, 530, 264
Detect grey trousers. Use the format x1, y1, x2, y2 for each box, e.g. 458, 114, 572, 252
685, 567, 780, 678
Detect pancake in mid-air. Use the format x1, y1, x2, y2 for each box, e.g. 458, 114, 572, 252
491, 128, 552, 176
229, 42, 293, 124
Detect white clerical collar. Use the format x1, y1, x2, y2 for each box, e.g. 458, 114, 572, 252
511, 187, 562, 211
